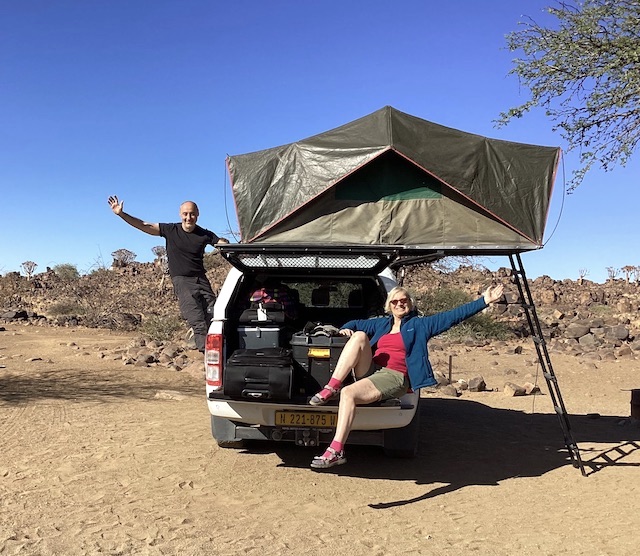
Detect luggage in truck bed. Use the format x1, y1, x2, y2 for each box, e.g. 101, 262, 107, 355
224, 347, 294, 401
290, 332, 349, 393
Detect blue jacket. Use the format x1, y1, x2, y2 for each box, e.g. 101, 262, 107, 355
342, 297, 488, 389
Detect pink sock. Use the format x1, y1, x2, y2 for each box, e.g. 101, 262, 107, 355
318, 377, 342, 400
322, 440, 344, 459
330, 440, 344, 452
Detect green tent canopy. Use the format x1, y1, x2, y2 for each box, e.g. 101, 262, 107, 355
227, 106, 560, 254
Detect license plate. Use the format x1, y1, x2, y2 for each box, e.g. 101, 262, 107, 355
275, 411, 337, 428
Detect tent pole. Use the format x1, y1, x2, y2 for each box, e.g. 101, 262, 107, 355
508, 253, 586, 476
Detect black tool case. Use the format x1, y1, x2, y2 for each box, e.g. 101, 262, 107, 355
224, 348, 294, 401
290, 333, 349, 391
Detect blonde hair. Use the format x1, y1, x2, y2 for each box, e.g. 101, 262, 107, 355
384, 286, 415, 313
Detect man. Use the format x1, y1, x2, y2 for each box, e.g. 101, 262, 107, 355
108, 195, 228, 352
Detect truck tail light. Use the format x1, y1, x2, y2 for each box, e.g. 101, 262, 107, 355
205, 333, 223, 389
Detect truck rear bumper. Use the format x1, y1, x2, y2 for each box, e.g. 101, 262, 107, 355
206, 390, 419, 431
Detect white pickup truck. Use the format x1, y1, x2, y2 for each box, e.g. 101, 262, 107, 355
204, 244, 421, 457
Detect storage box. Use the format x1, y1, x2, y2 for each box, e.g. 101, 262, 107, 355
224, 348, 293, 401
290, 333, 348, 391
238, 325, 282, 349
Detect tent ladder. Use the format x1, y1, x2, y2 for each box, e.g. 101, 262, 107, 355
508, 253, 586, 476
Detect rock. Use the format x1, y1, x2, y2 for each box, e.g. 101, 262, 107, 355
538, 290, 557, 304
578, 334, 600, 350
605, 325, 629, 341
439, 384, 460, 397
616, 346, 634, 359
523, 382, 541, 395
137, 352, 156, 364
564, 323, 590, 339
182, 361, 205, 380
1, 310, 28, 320
154, 390, 187, 401
433, 371, 450, 386
504, 382, 526, 396
468, 376, 486, 392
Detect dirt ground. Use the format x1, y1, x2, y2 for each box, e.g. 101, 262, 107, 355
1, 324, 639, 556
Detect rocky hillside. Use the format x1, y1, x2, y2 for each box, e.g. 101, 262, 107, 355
2, 256, 640, 362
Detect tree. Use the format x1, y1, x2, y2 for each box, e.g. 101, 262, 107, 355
151, 245, 166, 261
53, 263, 80, 281
577, 268, 589, 284
20, 261, 37, 279
498, 0, 640, 190
111, 248, 137, 267
620, 264, 636, 283
605, 266, 619, 281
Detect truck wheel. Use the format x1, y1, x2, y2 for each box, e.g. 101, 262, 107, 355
217, 439, 244, 449
383, 397, 421, 458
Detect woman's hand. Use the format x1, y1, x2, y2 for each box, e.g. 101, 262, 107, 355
339, 329, 354, 337
483, 284, 504, 305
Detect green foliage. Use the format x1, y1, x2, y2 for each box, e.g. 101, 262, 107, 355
141, 314, 185, 342
53, 263, 80, 281
498, 0, 640, 190
417, 288, 511, 340
48, 300, 86, 316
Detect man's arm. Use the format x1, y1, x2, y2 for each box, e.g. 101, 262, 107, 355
108, 195, 160, 236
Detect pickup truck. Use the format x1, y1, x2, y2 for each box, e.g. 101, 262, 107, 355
205, 244, 421, 457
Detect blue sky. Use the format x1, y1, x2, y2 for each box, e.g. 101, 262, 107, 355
1, 0, 637, 284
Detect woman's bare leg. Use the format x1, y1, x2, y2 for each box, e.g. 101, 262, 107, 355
332, 378, 382, 444
309, 332, 373, 406
330, 331, 373, 382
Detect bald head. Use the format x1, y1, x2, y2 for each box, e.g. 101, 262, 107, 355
179, 201, 199, 232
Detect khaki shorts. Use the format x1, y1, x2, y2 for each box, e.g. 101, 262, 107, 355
367, 368, 411, 400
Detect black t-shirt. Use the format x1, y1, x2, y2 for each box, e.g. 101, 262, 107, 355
159, 223, 219, 277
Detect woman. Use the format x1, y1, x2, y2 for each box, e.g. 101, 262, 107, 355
309, 283, 504, 469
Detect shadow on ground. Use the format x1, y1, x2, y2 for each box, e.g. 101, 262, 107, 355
0, 368, 202, 403
244, 397, 640, 504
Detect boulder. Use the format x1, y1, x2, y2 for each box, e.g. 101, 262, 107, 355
564, 323, 590, 339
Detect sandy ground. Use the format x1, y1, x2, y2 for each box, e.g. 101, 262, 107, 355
1, 324, 639, 556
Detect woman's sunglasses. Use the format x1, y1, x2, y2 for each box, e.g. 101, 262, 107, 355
390, 298, 410, 307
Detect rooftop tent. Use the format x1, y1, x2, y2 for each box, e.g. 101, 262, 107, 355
227, 106, 560, 254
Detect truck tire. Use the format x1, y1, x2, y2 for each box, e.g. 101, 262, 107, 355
382, 396, 421, 458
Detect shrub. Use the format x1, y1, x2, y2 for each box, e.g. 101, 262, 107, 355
141, 314, 185, 342
53, 263, 80, 281
416, 288, 511, 341
48, 300, 86, 316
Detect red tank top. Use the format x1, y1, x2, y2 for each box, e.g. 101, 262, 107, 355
372, 333, 407, 374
